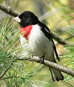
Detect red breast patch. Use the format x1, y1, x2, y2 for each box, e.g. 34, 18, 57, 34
20, 25, 32, 40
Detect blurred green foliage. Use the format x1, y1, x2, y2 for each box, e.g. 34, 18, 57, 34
0, 0, 74, 87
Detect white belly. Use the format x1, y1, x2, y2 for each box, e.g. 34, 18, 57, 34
29, 24, 54, 60
20, 24, 54, 61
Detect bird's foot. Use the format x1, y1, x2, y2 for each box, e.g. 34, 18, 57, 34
28, 55, 33, 60
28, 58, 32, 60
40, 57, 44, 64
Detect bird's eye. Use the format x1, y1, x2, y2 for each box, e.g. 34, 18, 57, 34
22, 16, 25, 19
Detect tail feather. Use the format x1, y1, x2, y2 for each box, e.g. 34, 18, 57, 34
50, 68, 64, 81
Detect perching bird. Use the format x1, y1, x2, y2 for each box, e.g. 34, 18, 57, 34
14, 11, 64, 81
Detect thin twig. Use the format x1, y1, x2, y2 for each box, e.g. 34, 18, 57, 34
50, 31, 69, 45
0, 76, 25, 80
0, 4, 19, 17
0, 62, 13, 80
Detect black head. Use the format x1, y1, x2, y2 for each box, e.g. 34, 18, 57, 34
14, 11, 39, 27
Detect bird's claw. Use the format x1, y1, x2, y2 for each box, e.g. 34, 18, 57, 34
40, 57, 44, 64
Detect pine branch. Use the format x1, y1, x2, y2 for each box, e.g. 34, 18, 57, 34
15, 57, 74, 76
0, 4, 19, 17
0, 57, 74, 80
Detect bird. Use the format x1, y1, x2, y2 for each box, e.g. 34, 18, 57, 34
14, 11, 64, 81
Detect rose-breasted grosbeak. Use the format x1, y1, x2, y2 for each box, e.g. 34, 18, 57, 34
14, 11, 64, 81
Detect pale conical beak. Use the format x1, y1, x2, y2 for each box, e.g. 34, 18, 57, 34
13, 17, 21, 22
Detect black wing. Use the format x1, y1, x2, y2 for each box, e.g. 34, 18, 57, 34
39, 22, 60, 61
